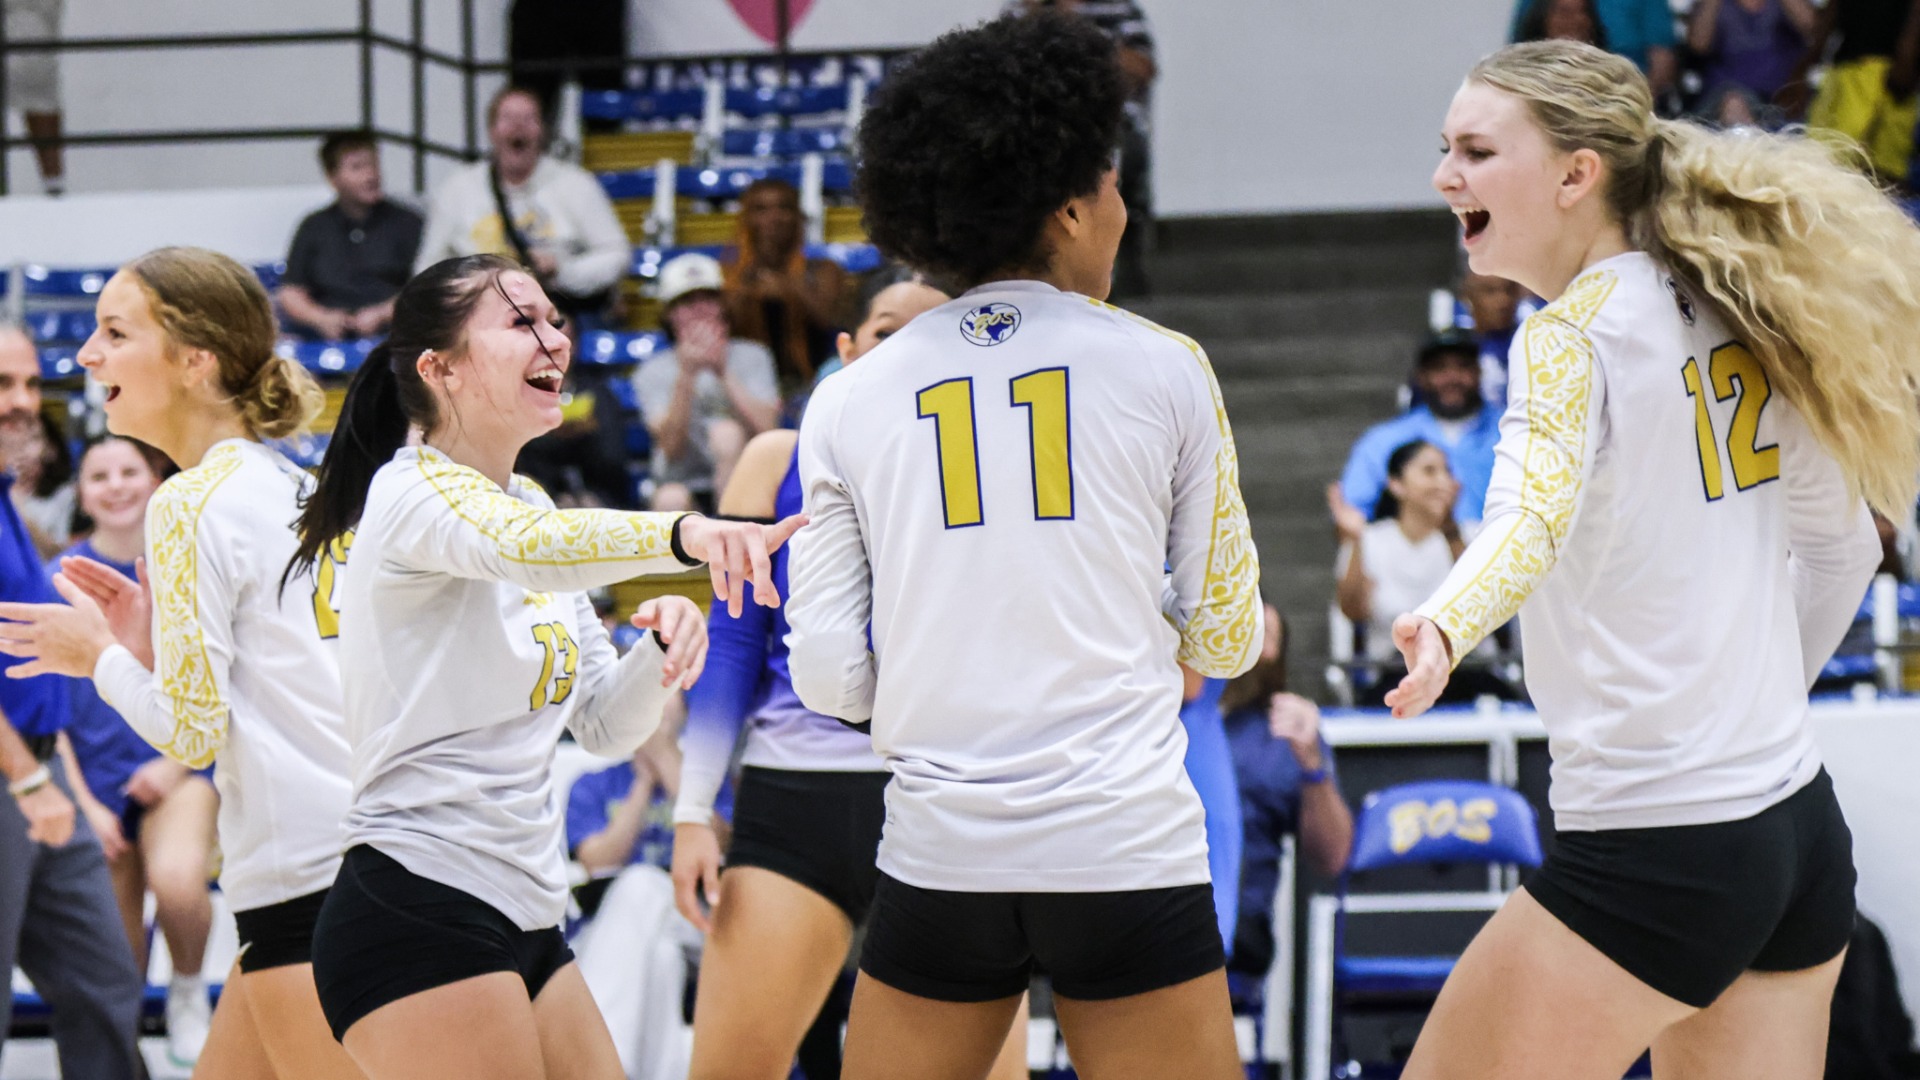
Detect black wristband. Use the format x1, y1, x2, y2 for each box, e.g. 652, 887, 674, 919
669, 514, 704, 567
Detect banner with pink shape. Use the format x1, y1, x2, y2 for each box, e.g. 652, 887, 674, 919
725, 0, 818, 44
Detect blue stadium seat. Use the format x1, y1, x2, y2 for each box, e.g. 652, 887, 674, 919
629, 242, 881, 280
577, 331, 668, 367
22, 309, 96, 344
600, 160, 853, 204
20, 265, 112, 298
254, 261, 286, 292
39, 347, 81, 380
598, 170, 658, 201
724, 84, 851, 120
580, 87, 706, 123
277, 337, 378, 375
268, 431, 331, 469
1304, 780, 1542, 1079
719, 127, 851, 158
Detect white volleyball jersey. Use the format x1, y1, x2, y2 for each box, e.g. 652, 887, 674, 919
93, 439, 352, 911
1414, 253, 1880, 831
339, 446, 686, 930
787, 281, 1262, 893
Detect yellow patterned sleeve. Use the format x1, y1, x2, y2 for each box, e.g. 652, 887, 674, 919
1415, 271, 1615, 665
401, 453, 689, 591
141, 447, 247, 768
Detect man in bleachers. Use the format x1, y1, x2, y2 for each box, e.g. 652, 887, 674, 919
635, 254, 782, 512
1458, 271, 1527, 408
1006, 0, 1158, 297
415, 85, 631, 325
277, 131, 424, 340
0, 326, 144, 1079
566, 717, 699, 1080
1222, 606, 1352, 993
1339, 330, 1501, 530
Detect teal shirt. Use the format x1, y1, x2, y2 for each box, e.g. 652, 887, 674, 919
1512, 0, 1677, 71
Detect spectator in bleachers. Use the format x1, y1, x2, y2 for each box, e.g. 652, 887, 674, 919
0, 325, 144, 1079
566, 716, 698, 1080
1331, 440, 1464, 658
277, 131, 425, 341
1458, 271, 1526, 408
723, 178, 853, 397
3, 0, 66, 194
638, 253, 782, 512
1005, 0, 1158, 297
1512, 0, 1678, 99
51, 435, 216, 1068
9, 412, 74, 557
415, 85, 631, 323
1515, 0, 1611, 48
1786, 0, 1920, 184
1221, 605, 1352, 989
1338, 331, 1500, 528
1688, 0, 1813, 123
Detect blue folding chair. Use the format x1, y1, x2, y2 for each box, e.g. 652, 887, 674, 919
1304, 780, 1542, 1079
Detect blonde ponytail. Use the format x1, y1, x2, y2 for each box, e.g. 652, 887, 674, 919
1472, 41, 1920, 518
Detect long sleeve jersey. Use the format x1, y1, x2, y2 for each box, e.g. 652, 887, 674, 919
338, 446, 689, 929
786, 281, 1261, 892
674, 446, 881, 828
1414, 253, 1880, 831
93, 439, 351, 911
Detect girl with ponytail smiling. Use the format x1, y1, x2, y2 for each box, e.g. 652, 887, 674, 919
1386, 40, 1920, 1079
0, 247, 365, 1079
291, 254, 800, 1080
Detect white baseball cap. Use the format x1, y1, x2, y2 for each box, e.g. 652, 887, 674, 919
657, 253, 726, 308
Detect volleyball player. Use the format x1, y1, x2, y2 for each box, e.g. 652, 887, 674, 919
672, 277, 1028, 1080
785, 13, 1261, 1080
52, 434, 217, 1066
292, 254, 801, 1080
1386, 40, 1920, 1080
0, 248, 365, 1078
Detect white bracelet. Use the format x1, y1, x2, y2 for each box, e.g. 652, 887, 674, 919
8, 764, 51, 798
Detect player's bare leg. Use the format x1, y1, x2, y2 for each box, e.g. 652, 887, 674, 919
842, 974, 1022, 1080
1051, 969, 1240, 1080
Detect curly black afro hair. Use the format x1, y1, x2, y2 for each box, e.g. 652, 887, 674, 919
855, 11, 1128, 290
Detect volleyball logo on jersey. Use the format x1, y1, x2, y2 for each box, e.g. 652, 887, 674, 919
959, 302, 1021, 346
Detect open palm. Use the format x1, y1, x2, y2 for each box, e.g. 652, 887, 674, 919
57, 556, 154, 669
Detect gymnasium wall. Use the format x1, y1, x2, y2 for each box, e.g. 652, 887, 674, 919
7, 0, 1511, 216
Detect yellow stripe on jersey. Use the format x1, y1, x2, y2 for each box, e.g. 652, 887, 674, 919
1098, 301, 1262, 678
1425, 269, 1618, 666
415, 450, 680, 567
147, 443, 246, 768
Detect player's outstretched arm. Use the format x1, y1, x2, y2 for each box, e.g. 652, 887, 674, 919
785, 379, 877, 721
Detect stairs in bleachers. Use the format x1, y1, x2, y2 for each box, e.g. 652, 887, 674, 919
1131, 209, 1460, 698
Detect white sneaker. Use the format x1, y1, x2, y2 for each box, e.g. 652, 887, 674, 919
165, 973, 211, 1067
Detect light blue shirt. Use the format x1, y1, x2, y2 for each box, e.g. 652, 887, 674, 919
1339, 404, 1503, 525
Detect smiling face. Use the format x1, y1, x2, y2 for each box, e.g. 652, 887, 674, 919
76, 438, 162, 536
78, 272, 189, 447
1387, 443, 1457, 524
489, 90, 545, 176
426, 270, 571, 451
1434, 80, 1575, 291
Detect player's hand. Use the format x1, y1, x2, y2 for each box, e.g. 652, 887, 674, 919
0, 575, 120, 679
58, 556, 154, 669
670, 821, 724, 933
631, 596, 708, 689
1383, 614, 1452, 720
126, 757, 191, 808
15, 783, 75, 847
676, 513, 809, 617
80, 796, 129, 861
1268, 692, 1326, 772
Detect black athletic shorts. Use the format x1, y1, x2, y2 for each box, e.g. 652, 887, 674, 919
311, 845, 575, 1041
233, 888, 329, 973
860, 872, 1225, 1002
1525, 768, 1856, 1008
726, 766, 890, 924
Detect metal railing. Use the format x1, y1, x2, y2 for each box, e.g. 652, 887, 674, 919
0, 2, 911, 198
